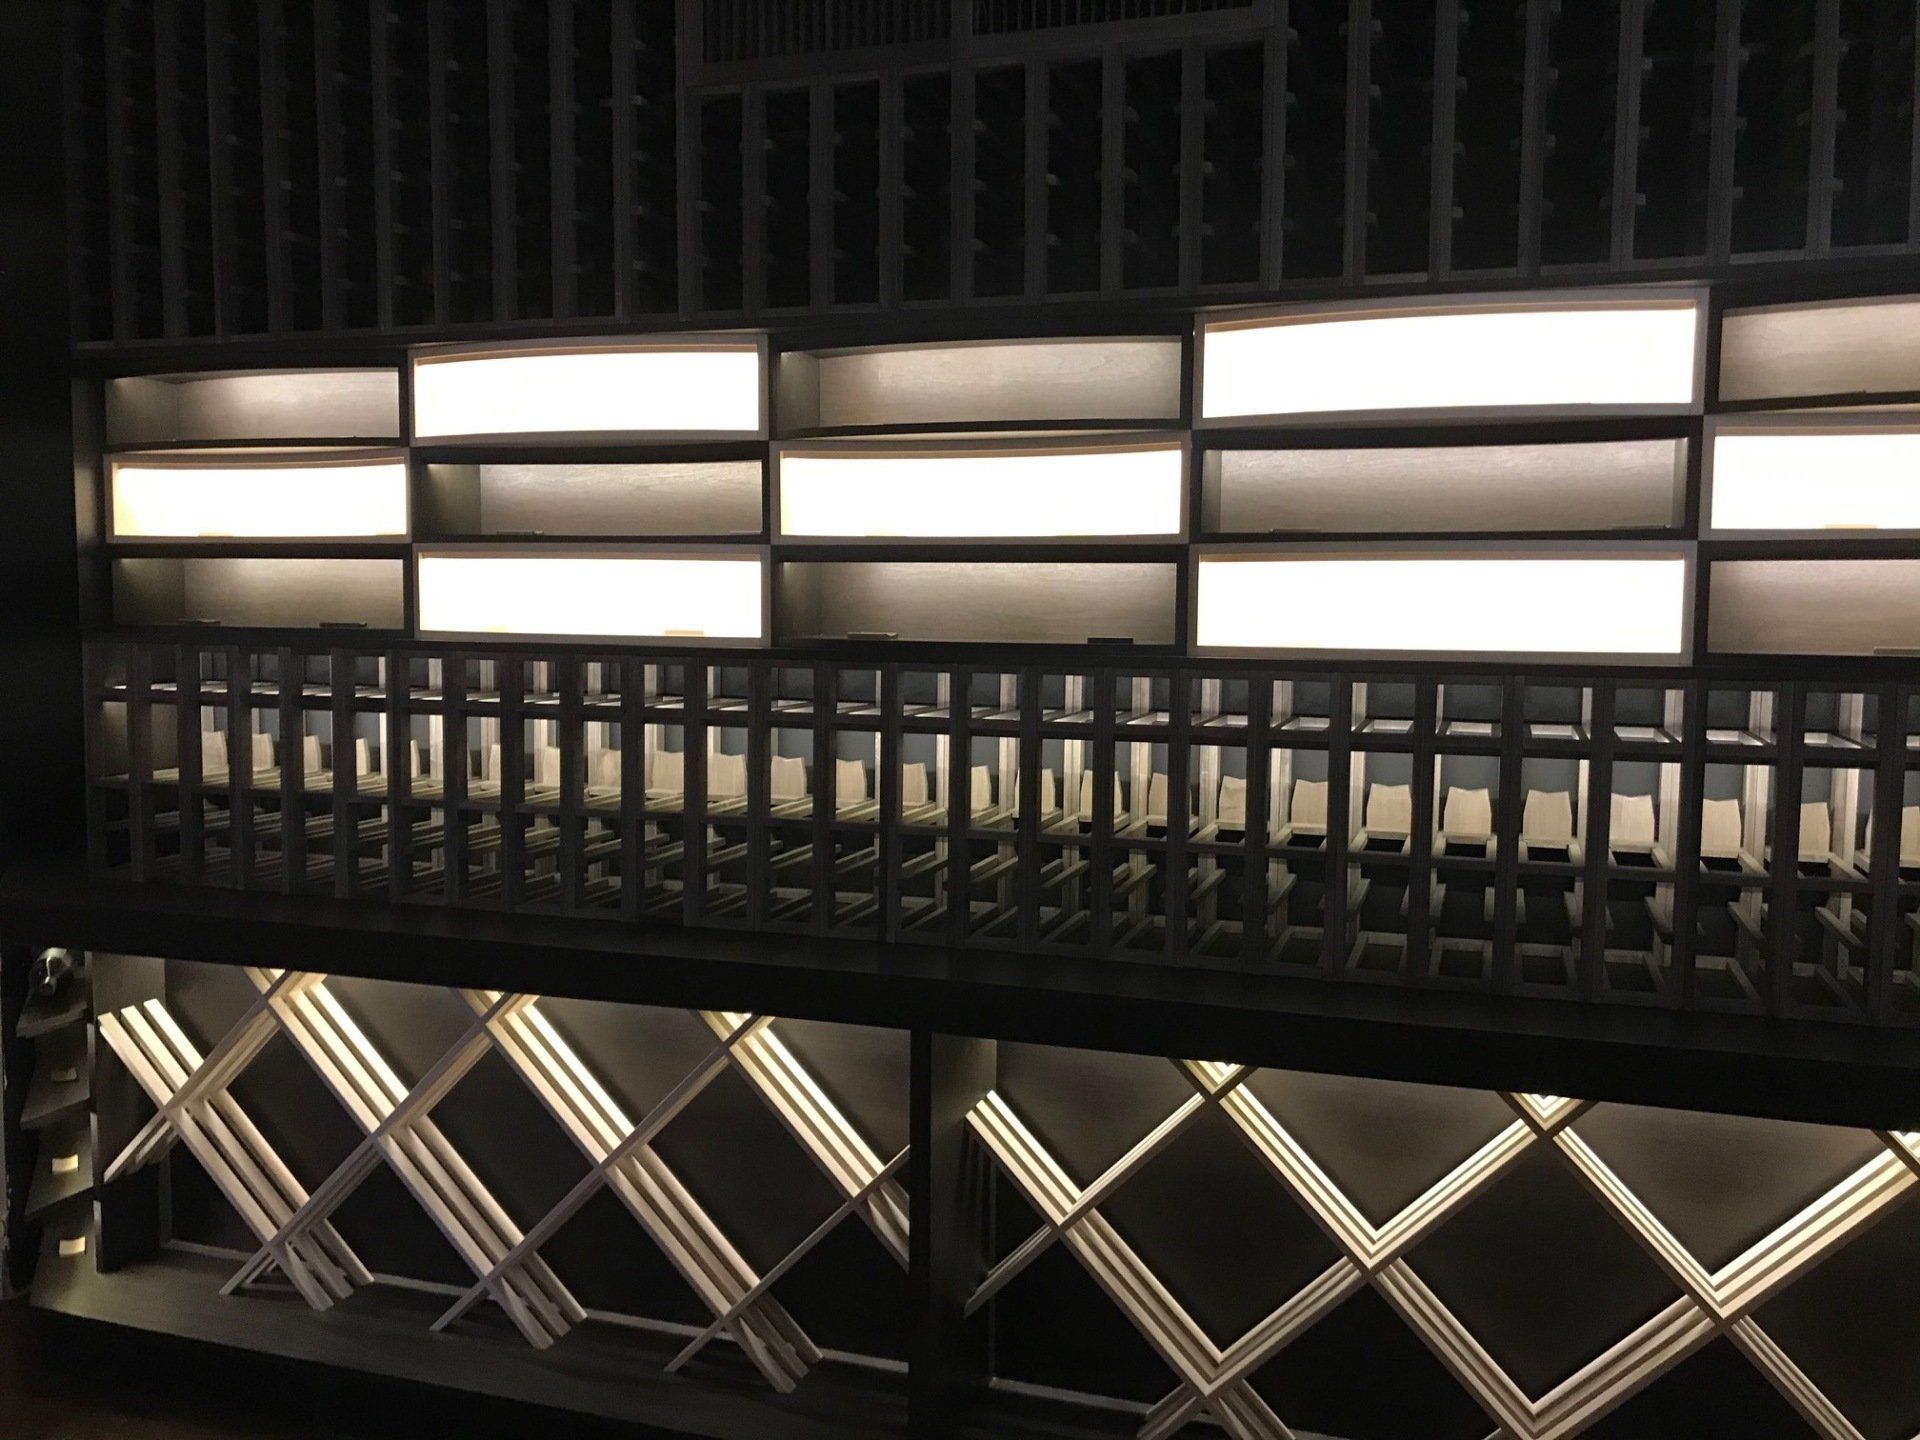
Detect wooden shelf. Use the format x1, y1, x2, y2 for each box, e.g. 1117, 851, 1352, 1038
775, 560, 1180, 646
104, 370, 400, 447
111, 556, 407, 631
1719, 296, 1920, 405
417, 459, 766, 541
29, 1243, 917, 1440
775, 337, 1183, 435
17, 988, 90, 1041
25, 1123, 93, 1221
20, 1034, 91, 1131
1202, 436, 1687, 536
11, 858, 1920, 1129
1708, 559, 1920, 656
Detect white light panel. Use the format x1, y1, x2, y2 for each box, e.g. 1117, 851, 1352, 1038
1196, 554, 1689, 655
1199, 299, 1700, 419
411, 345, 763, 438
778, 442, 1185, 538
109, 454, 409, 538
416, 553, 764, 640
1710, 427, 1920, 531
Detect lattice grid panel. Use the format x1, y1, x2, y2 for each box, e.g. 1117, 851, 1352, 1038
971, 1065, 1920, 1439
99, 973, 908, 1393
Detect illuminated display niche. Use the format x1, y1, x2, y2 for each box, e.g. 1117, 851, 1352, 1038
410, 341, 765, 440
1196, 552, 1691, 657
1198, 295, 1702, 421
416, 551, 766, 642
108, 452, 409, 539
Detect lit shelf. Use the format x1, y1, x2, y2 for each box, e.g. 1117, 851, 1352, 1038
1196, 291, 1704, 424
415, 547, 768, 644
417, 459, 765, 540
775, 336, 1183, 434
773, 435, 1186, 542
1203, 436, 1687, 535
106, 449, 409, 542
1704, 418, 1920, 537
1719, 294, 1920, 405
410, 338, 767, 442
1194, 547, 1693, 660
104, 368, 401, 447
1708, 559, 1920, 656
111, 556, 407, 631
776, 560, 1180, 646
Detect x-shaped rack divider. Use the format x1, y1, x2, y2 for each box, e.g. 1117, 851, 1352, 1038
427, 992, 818, 1389
429, 996, 912, 1391
98, 967, 912, 1395
972, 1068, 1920, 1440
98, 974, 371, 1312
220, 967, 584, 1346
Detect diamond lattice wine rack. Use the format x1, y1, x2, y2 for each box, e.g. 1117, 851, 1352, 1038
25, 954, 1920, 1440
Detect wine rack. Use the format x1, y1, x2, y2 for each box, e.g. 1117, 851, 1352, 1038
1044, 58, 1102, 295
1198, 41, 1263, 286
16, 950, 1920, 1439
58, 2, 1920, 341
1281, 0, 1348, 281
972, 64, 1028, 299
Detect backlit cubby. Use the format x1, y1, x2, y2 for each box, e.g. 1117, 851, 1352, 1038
774, 435, 1187, 542
1202, 437, 1689, 536
103, 369, 401, 447
408, 338, 768, 442
107, 450, 410, 542
1193, 549, 1693, 661
775, 561, 1180, 647
110, 557, 406, 632
416, 460, 765, 540
1719, 294, 1920, 404
1704, 418, 1920, 537
774, 336, 1184, 434
415, 549, 768, 645
1196, 293, 1706, 425
1708, 560, 1920, 656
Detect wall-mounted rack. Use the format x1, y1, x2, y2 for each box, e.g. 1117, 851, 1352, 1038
71, 284, 1920, 661
12, 947, 1918, 1440
65, 286, 1920, 1017
65, 3, 1920, 345
78, 640, 1920, 1031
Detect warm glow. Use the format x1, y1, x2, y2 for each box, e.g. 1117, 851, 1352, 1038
1710, 427, 1920, 531
1199, 300, 1700, 419
778, 442, 1185, 538
411, 345, 763, 438
110, 454, 409, 539
1196, 554, 1689, 655
417, 553, 765, 640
